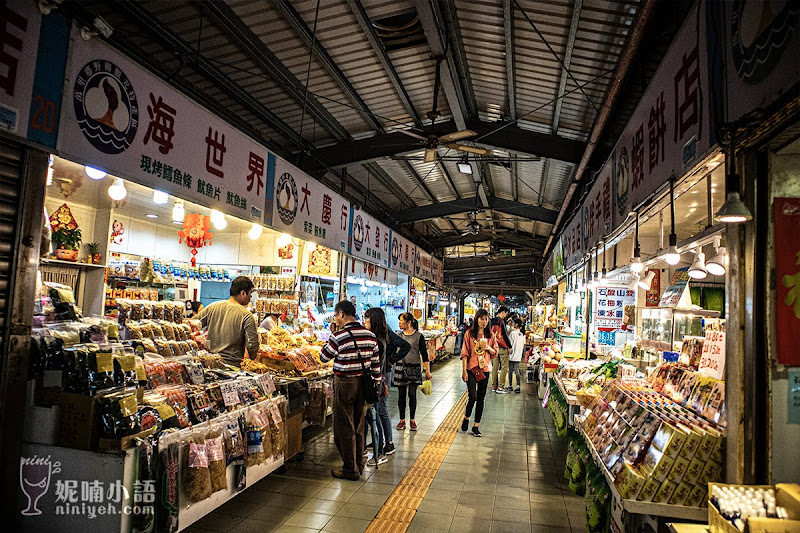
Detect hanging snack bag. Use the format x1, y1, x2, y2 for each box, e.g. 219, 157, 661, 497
205, 424, 227, 493
186, 386, 211, 424
162, 386, 191, 428
245, 407, 267, 467
113, 350, 138, 388
182, 431, 212, 502
89, 345, 116, 395
205, 383, 225, 418
223, 413, 246, 465
96, 387, 140, 439
156, 431, 180, 533
257, 401, 275, 459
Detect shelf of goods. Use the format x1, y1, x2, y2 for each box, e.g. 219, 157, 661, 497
41, 257, 107, 269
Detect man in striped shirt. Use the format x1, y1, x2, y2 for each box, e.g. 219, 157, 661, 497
321, 300, 381, 480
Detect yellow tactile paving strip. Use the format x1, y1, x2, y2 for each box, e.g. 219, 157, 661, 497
365, 392, 468, 533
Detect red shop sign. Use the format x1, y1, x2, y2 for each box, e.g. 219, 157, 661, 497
775, 198, 800, 366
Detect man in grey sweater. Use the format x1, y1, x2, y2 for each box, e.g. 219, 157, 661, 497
195, 276, 260, 366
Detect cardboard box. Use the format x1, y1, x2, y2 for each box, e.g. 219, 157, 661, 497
652, 479, 678, 504
669, 482, 693, 505
708, 483, 800, 533
637, 477, 661, 502
668, 455, 691, 483
56, 392, 98, 451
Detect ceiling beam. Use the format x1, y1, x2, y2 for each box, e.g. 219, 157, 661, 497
448, 283, 540, 293
433, 231, 546, 249
503, 0, 516, 122
203, 0, 351, 142
552, 0, 583, 133
303, 120, 586, 173
395, 196, 558, 225
344, 0, 423, 128
445, 255, 537, 271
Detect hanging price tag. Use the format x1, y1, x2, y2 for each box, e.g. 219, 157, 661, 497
268, 400, 283, 424
698, 330, 725, 380
219, 381, 241, 408
258, 374, 276, 395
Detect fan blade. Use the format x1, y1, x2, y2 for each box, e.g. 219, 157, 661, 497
424, 148, 437, 163
390, 127, 428, 141
438, 129, 477, 143
444, 142, 492, 156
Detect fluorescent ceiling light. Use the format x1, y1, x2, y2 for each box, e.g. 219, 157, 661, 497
145, 214, 158, 219
457, 162, 472, 174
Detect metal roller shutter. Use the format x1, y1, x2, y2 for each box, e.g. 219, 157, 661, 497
0, 139, 23, 354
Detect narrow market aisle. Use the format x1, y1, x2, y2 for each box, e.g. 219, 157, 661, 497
185, 359, 585, 533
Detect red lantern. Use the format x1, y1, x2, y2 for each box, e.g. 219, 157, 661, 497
498, 294, 506, 302
178, 213, 215, 266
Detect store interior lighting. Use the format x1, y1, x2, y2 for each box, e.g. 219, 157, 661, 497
688, 248, 708, 279
665, 178, 681, 265
706, 236, 728, 276
210, 209, 227, 230
153, 190, 169, 204
277, 233, 292, 247
630, 211, 643, 273
85, 165, 107, 180
145, 214, 158, 219
248, 223, 263, 240
637, 270, 656, 290
172, 201, 185, 222
457, 157, 472, 174
715, 130, 753, 223
107, 178, 127, 200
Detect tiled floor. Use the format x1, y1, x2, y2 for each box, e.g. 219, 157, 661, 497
185, 357, 587, 533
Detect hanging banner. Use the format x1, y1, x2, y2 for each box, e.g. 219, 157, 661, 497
58, 25, 271, 222
582, 161, 613, 252
389, 231, 415, 276
415, 248, 432, 281
348, 207, 390, 268
611, 1, 710, 229
775, 197, 800, 366
270, 157, 350, 253
595, 286, 637, 331
430, 256, 444, 287
543, 252, 554, 285
562, 210, 584, 270
349, 257, 397, 285
553, 238, 564, 279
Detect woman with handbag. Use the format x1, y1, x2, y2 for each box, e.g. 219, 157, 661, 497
460, 308, 498, 437
393, 312, 431, 431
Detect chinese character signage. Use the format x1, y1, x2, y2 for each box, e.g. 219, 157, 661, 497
543, 253, 554, 286
582, 161, 613, 251
562, 211, 583, 270
774, 198, 800, 366
594, 286, 636, 331
270, 157, 350, 252
430, 256, 444, 287
389, 231, 415, 276
415, 248, 432, 281
349, 257, 398, 285
698, 329, 725, 381
610, 0, 710, 230
348, 207, 390, 268
58, 26, 269, 222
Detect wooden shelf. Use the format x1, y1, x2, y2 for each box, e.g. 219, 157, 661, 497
41, 257, 107, 269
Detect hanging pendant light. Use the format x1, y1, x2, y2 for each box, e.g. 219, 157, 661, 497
706, 236, 728, 276
153, 190, 169, 204
172, 201, 185, 222
664, 178, 681, 265
107, 178, 127, 200
637, 270, 656, 290
600, 239, 608, 285
715, 129, 753, 223
248, 223, 263, 240
85, 165, 107, 180
630, 211, 644, 273
688, 248, 708, 279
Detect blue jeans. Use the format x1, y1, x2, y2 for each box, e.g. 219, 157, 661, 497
365, 371, 393, 455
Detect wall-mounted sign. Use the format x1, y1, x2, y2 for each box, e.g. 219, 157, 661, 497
348, 207, 390, 268
415, 248, 432, 281
582, 161, 613, 251
698, 329, 725, 381
389, 232, 415, 276
775, 197, 800, 366
595, 286, 636, 331
430, 256, 444, 287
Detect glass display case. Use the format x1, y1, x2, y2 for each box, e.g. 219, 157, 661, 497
641, 307, 722, 353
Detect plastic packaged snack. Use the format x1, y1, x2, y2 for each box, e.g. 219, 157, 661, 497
205, 425, 227, 493
186, 386, 211, 424
161, 322, 176, 341
223, 413, 246, 465
150, 323, 165, 338
96, 387, 140, 439
182, 431, 212, 502
151, 302, 165, 320
245, 407, 267, 466
154, 339, 172, 358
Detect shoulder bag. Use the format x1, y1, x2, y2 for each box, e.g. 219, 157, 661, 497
346, 330, 379, 404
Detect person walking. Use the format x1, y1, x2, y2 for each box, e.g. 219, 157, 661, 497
320, 301, 381, 480
508, 319, 526, 393
490, 306, 512, 393
393, 312, 431, 431
364, 308, 410, 465
460, 309, 497, 437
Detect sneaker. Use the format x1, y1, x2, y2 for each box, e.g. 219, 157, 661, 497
366, 455, 389, 467
515, 388, 521, 394
396, 420, 406, 430
331, 469, 360, 481
461, 417, 469, 432
496, 388, 510, 394
471, 426, 482, 438
492, 386, 498, 392
409, 420, 417, 431
505, 387, 514, 392
362, 449, 369, 457
383, 443, 396, 456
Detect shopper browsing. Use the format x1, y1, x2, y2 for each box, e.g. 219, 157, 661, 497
461, 309, 497, 437
364, 308, 410, 465
320, 301, 381, 480
490, 306, 512, 393
393, 312, 431, 431
259, 313, 280, 331
194, 276, 259, 366
508, 319, 526, 393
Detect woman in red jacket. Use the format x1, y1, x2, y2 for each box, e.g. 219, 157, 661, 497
460, 309, 498, 437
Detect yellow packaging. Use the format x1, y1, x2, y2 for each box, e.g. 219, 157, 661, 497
685, 484, 706, 507
696, 426, 721, 461
624, 465, 647, 499
650, 422, 676, 452
637, 477, 661, 502
709, 435, 724, 463
684, 457, 705, 486
699, 460, 721, 484
668, 455, 691, 483
668, 482, 693, 505
652, 480, 678, 504
663, 424, 689, 459
678, 424, 704, 460
639, 446, 675, 483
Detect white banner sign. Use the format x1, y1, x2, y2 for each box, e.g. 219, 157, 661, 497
271, 157, 350, 253
562, 210, 584, 270
430, 256, 444, 287
58, 26, 271, 222
699, 329, 725, 381
611, 1, 710, 229
348, 207, 390, 268
415, 248, 432, 281
389, 232, 415, 276
582, 161, 613, 251
594, 285, 636, 331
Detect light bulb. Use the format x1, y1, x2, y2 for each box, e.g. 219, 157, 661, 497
688, 251, 707, 279
210, 209, 227, 230
153, 190, 169, 204
107, 178, 127, 200
665, 245, 681, 265
277, 233, 292, 247
715, 192, 752, 223
707, 246, 728, 276
630, 244, 643, 273
85, 166, 107, 180
600, 268, 608, 285
172, 201, 185, 222
248, 223, 263, 240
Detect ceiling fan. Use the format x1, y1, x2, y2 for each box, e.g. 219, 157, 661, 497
459, 212, 511, 237
393, 57, 492, 163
